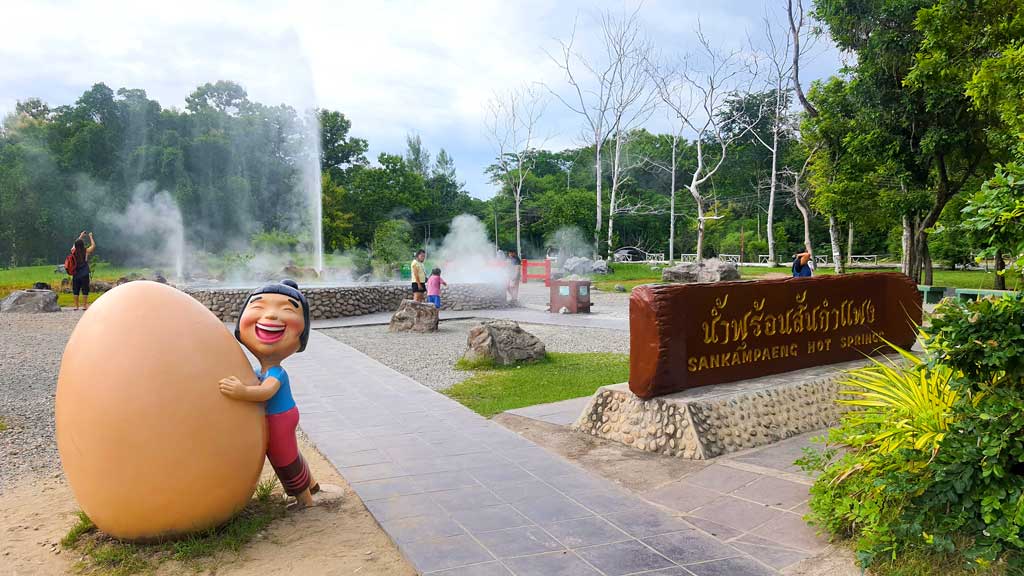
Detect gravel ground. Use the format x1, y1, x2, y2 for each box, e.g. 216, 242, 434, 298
0, 311, 81, 491
323, 319, 630, 391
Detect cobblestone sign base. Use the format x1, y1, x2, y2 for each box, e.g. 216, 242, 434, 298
573, 361, 866, 459
184, 282, 506, 322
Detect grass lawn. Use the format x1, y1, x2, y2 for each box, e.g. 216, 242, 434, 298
61, 478, 285, 575
445, 352, 629, 417
0, 263, 149, 305
592, 262, 1022, 292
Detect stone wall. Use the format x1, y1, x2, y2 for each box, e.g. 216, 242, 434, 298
572, 361, 864, 460
183, 282, 507, 322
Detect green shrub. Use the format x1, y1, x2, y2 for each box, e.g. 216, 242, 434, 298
805, 295, 1024, 573
925, 294, 1024, 386
251, 229, 300, 252
799, 342, 958, 567
908, 295, 1024, 569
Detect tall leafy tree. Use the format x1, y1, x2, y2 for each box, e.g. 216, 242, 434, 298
813, 0, 995, 283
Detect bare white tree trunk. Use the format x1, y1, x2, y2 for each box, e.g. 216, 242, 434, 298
846, 221, 853, 267
901, 214, 911, 275
548, 8, 651, 259
794, 184, 812, 251
486, 85, 546, 259
749, 12, 794, 265
607, 131, 622, 253
669, 132, 678, 262
695, 197, 706, 261
595, 140, 604, 256
652, 28, 760, 265
515, 196, 522, 257
767, 127, 779, 263
828, 215, 843, 273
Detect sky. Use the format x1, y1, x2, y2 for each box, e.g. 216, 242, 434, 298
0, 0, 843, 199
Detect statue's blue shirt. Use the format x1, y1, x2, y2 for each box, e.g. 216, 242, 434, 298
258, 366, 296, 415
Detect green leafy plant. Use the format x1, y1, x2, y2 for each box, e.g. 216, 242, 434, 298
925, 294, 1024, 386
251, 229, 300, 252
837, 343, 958, 458
254, 477, 277, 502
799, 340, 959, 568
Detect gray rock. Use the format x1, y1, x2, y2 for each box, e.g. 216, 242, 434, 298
388, 299, 439, 333
614, 284, 627, 293
1, 290, 60, 313
462, 320, 546, 366
90, 280, 114, 292
562, 257, 593, 276
661, 258, 741, 284
591, 260, 609, 275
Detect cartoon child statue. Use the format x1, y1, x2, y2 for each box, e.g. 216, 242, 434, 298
219, 279, 319, 507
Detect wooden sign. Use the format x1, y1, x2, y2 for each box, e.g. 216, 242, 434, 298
629, 273, 923, 399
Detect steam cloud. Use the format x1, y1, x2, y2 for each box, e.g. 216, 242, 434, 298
431, 214, 511, 285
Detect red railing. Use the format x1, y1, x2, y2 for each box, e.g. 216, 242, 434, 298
521, 259, 552, 286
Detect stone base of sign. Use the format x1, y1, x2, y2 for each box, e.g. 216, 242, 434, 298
571, 360, 867, 460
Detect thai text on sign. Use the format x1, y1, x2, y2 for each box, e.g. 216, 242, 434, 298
628, 273, 922, 399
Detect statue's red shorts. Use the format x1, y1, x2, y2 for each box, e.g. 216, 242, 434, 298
266, 407, 312, 496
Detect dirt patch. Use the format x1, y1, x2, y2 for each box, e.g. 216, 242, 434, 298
0, 434, 414, 576
493, 412, 705, 492
782, 546, 861, 576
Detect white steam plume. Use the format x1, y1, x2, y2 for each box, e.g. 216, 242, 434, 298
431, 214, 510, 285
100, 183, 186, 280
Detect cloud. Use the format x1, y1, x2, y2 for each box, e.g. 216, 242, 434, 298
0, 0, 840, 198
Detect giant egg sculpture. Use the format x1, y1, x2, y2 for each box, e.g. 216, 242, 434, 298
56, 281, 266, 540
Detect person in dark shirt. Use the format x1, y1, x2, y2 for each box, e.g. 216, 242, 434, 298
70, 231, 96, 310
507, 250, 522, 304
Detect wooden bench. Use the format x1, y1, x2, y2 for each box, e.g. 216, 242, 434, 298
917, 285, 947, 304
954, 288, 1019, 301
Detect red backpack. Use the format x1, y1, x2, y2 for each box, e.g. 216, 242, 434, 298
64, 252, 77, 276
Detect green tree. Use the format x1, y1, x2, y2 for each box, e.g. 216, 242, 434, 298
370, 219, 413, 278
961, 163, 1024, 285
813, 0, 995, 283
318, 109, 368, 183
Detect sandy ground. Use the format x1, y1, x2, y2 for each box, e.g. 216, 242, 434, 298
0, 434, 414, 576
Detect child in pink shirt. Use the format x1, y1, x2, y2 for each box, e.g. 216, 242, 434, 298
426, 268, 446, 309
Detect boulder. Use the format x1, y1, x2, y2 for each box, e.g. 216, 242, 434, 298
614, 284, 627, 293
661, 258, 741, 284
388, 299, 439, 333
562, 257, 593, 276
462, 320, 546, 366
33, 282, 51, 290
1, 289, 60, 313
91, 280, 114, 292
591, 260, 609, 275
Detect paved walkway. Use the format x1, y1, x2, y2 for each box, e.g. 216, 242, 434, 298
506, 397, 594, 426
286, 331, 787, 575
507, 398, 831, 571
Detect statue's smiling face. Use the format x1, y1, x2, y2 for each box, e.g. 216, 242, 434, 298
239, 293, 303, 360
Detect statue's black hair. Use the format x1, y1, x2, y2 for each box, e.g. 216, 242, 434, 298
234, 279, 311, 352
